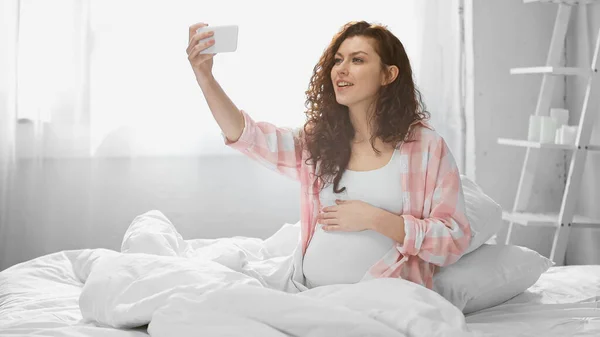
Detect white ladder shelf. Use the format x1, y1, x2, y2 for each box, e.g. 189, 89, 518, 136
496, 0, 600, 265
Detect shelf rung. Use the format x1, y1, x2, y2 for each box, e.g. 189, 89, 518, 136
503, 211, 600, 227
503, 212, 558, 227
523, 0, 599, 4
497, 138, 600, 151
510, 66, 593, 76
498, 138, 576, 149
572, 222, 600, 229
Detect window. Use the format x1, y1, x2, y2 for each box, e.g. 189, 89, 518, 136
15, 0, 427, 157
89, 0, 424, 156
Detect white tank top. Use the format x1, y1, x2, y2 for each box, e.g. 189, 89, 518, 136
303, 148, 404, 288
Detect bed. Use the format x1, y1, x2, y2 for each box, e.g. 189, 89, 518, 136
1, 212, 599, 337
465, 265, 600, 336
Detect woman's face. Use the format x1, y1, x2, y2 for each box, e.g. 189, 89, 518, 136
331, 36, 386, 111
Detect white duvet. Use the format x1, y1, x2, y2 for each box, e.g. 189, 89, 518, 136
1, 210, 480, 336
79, 210, 477, 337
4, 211, 600, 337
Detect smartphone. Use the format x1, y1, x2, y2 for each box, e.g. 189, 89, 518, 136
196, 25, 239, 54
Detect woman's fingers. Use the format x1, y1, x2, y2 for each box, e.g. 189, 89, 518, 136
318, 211, 337, 220
188, 39, 215, 60
319, 218, 338, 226
188, 22, 208, 41
319, 208, 338, 219
186, 30, 215, 55
322, 225, 341, 232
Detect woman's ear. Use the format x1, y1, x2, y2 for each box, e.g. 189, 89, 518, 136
382, 65, 399, 85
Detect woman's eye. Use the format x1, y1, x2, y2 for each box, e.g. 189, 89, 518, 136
334, 58, 363, 64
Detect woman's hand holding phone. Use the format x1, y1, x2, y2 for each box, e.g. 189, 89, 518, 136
187, 22, 216, 85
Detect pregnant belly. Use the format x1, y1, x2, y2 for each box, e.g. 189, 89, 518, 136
303, 224, 395, 287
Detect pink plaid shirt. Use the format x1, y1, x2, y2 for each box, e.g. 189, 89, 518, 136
224, 110, 471, 290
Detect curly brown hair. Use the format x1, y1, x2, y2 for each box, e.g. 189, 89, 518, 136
302, 20, 430, 194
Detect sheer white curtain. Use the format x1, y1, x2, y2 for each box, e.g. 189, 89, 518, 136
0, 0, 18, 263
0, 0, 464, 270
415, 0, 465, 170
89, 0, 430, 157
0, 0, 19, 269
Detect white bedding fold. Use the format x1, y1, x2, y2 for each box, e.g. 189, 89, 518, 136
77, 210, 478, 337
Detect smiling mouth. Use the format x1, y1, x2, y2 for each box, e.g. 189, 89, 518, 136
336, 83, 354, 91
337, 81, 354, 88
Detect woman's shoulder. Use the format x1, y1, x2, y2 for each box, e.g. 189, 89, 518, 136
401, 120, 445, 148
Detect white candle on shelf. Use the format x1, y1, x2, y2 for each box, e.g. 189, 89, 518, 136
539, 116, 557, 143
555, 128, 563, 144
563, 126, 578, 145
550, 108, 569, 126
528, 115, 542, 142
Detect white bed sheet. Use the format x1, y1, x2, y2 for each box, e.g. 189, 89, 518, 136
0, 249, 149, 336
1, 219, 599, 337
466, 265, 600, 336
3, 254, 600, 337
1, 211, 474, 337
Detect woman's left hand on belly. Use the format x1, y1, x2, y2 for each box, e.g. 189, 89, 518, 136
317, 199, 384, 232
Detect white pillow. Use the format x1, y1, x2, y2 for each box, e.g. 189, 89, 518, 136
460, 175, 503, 255
433, 244, 554, 314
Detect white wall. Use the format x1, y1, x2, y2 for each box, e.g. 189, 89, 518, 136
1, 155, 300, 271
469, 0, 600, 262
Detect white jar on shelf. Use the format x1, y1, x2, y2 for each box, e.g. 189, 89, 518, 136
550, 108, 569, 126
539, 116, 557, 143
565, 125, 578, 145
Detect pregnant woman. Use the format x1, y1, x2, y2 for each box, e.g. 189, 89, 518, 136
186, 20, 471, 291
